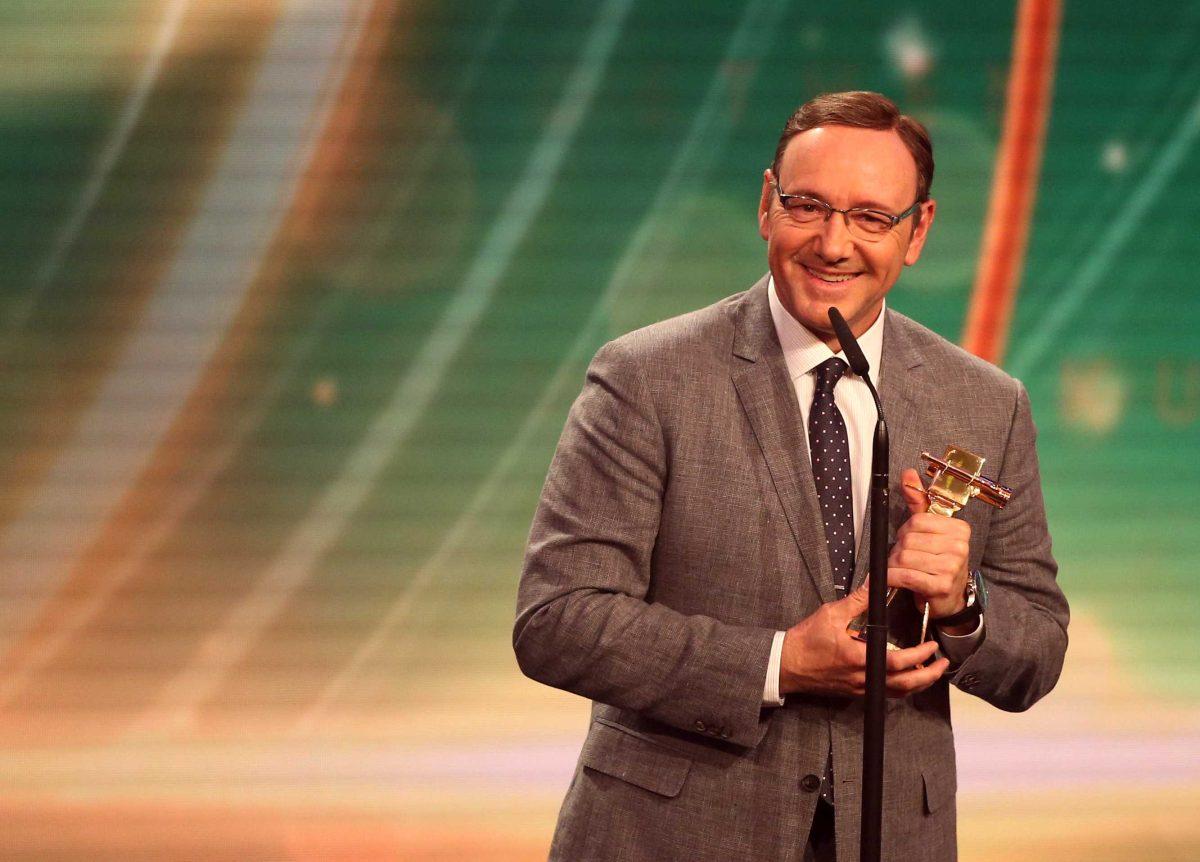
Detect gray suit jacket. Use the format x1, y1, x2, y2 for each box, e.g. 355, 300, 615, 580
514, 278, 1069, 861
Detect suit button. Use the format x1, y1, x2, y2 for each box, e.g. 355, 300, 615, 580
960, 673, 980, 689
801, 774, 821, 793
695, 720, 706, 732
719, 730, 730, 739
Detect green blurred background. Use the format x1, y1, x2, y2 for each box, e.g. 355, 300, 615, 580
0, 0, 1196, 858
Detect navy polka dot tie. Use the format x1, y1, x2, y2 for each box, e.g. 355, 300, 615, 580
809, 357, 855, 595
810, 357, 854, 806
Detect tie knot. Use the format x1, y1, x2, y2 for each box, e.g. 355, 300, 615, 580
813, 357, 849, 392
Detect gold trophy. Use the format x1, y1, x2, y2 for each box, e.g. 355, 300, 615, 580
847, 445, 1013, 648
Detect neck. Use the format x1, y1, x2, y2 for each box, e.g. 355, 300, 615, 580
808, 305, 884, 352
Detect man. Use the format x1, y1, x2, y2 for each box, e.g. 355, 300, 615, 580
514, 91, 1068, 861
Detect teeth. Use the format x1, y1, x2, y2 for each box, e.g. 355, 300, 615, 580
805, 266, 857, 283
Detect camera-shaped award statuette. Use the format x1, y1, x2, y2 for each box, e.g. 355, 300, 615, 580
846, 445, 1013, 648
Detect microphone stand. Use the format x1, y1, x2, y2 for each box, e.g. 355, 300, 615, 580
828, 308, 887, 862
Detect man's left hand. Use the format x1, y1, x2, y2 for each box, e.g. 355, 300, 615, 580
888, 467, 970, 623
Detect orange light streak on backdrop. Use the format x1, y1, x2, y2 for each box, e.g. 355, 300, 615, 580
962, 0, 1060, 364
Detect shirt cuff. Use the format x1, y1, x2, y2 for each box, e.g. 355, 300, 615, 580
762, 630, 787, 706
935, 614, 985, 666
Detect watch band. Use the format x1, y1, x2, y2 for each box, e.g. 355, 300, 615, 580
933, 599, 982, 630
934, 570, 986, 629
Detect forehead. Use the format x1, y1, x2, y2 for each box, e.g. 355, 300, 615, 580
777, 125, 919, 207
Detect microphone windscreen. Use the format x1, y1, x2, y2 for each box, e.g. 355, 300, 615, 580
827, 307, 872, 377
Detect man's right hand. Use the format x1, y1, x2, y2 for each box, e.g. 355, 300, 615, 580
778, 581, 948, 697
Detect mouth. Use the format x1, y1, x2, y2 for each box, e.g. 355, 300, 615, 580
802, 264, 861, 285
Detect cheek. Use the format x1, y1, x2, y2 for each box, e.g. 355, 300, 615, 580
766, 229, 798, 261
775, 223, 817, 256
865, 239, 905, 275
881, 233, 906, 258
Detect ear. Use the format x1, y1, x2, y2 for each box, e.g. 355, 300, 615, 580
757, 168, 774, 241
903, 198, 937, 266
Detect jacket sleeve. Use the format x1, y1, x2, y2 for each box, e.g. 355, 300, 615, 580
513, 338, 778, 748
952, 381, 1070, 710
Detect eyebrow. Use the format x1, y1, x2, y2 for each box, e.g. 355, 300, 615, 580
779, 186, 903, 213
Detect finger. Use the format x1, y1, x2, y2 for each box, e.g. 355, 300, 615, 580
897, 513, 969, 540
889, 567, 962, 605
891, 548, 962, 578
845, 671, 869, 696
900, 468, 928, 516
885, 638, 939, 671
892, 531, 970, 558
885, 658, 950, 696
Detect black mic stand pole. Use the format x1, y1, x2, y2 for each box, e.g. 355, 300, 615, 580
859, 409, 889, 862
827, 308, 888, 862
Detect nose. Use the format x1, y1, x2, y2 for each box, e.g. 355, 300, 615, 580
813, 211, 854, 262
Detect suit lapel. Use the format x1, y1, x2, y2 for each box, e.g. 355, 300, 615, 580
728, 280, 836, 603
851, 310, 925, 588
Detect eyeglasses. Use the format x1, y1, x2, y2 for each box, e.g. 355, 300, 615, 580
770, 177, 921, 243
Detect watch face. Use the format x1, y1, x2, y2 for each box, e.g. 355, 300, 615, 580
970, 570, 989, 611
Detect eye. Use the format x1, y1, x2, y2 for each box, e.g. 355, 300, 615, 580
783, 198, 826, 219
849, 210, 893, 233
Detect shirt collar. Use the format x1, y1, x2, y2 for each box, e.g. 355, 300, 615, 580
767, 275, 885, 384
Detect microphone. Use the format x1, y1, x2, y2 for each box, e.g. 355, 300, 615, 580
827, 307, 881, 414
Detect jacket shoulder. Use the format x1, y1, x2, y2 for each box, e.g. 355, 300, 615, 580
600, 290, 746, 367
887, 310, 1025, 398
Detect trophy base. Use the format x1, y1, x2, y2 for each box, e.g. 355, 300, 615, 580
846, 587, 928, 651
847, 618, 904, 651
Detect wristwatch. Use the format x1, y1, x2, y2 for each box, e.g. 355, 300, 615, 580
933, 569, 988, 629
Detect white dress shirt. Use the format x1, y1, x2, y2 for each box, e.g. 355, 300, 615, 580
761, 278, 981, 705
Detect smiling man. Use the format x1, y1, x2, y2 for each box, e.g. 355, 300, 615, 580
760, 121, 935, 348
515, 91, 1068, 861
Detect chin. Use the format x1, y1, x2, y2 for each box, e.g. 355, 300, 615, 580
824, 298, 884, 331
798, 298, 858, 329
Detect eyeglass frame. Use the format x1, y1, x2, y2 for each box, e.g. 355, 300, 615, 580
768, 171, 924, 242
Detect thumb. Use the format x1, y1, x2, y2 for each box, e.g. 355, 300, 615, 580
840, 578, 871, 617
900, 467, 929, 516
